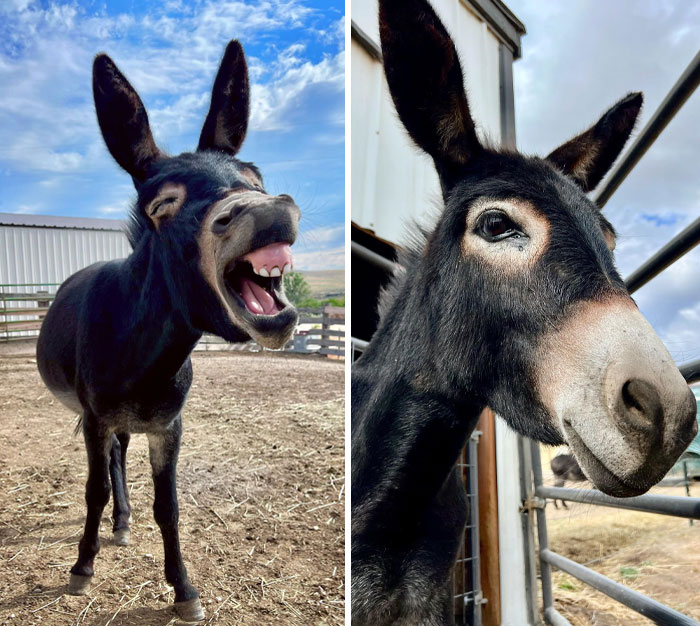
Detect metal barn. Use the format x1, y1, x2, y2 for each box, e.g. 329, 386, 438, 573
0, 213, 130, 339
0, 213, 130, 286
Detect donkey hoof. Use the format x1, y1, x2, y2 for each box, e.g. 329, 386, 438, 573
67, 573, 92, 595
174, 597, 204, 622
113, 529, 130, 546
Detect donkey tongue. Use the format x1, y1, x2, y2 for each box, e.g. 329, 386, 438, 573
240, 278, 278, 315
242, 243, 293, 271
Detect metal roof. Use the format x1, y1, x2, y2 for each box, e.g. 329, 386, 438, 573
0, 212, 125, 232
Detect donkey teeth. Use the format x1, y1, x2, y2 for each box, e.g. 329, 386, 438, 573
282, 263, 291, 275
259, 267, 270, 278
270, 266, 282, 278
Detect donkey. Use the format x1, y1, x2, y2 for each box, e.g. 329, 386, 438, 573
36, 41, 300, 622
351, 1, 697, 624
551, 452, 587, 508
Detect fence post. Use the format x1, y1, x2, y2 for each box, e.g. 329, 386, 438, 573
683, 460, 693, 527
36, 289, 50, 308
1, 288, 6, 341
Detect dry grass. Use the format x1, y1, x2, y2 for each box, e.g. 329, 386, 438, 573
539, 446, 700, 625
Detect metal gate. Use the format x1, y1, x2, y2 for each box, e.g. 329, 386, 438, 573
521, 48, 700, 626
454, 435, 483, 626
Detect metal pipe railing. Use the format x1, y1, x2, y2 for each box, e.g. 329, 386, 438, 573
351, 241, 398, 274
625, 215, 700, 293
530, 440, 700, 626
595, 49, 700, 209
535, 485, 700, 520
530, 442, 558, 623
680, 358, 700, 384
540, 549, 700, 626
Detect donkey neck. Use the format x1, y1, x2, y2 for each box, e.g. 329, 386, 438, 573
352, 281, 484, 538
109, 237, 202, 384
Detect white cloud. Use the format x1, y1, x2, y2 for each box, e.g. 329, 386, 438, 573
250, 47, 344, 131
292, 244, 344, 270
96, 205, 127, 216
12, 203, 41, 214
0, 0, 344, 176
300, 223, 344, 246
0, 0, 35, 13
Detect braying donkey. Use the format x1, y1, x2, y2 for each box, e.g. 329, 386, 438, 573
37, 41, 300, 622
351, 1, 697, 624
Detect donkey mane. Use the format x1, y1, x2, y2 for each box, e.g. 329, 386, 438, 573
376, 224, 430, 320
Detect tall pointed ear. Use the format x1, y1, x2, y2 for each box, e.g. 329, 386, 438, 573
198, 40, 250, 155
547, 92, 642, 193
93, 54, 163, 184
378, 0, 482, 175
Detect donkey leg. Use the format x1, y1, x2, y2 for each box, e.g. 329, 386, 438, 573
110, 433, 131, 546
68, 419, 111, 595
147, 416, 203, 622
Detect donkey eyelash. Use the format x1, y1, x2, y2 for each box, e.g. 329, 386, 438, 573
475, 210, 523, 242
149, 197, 179, 216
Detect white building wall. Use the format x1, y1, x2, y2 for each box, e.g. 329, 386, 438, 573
351, 0, 503, 245
0, 225, 130, 338
0, 225, 130, 291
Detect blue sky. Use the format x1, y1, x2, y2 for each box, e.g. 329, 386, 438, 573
507, 0, 700, 365
0, 0, 344, 270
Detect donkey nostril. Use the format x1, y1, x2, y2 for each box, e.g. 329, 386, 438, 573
618, 378, 663, 434
621, 380, 644, 413
212, 212, 233, 234
277, 194, 294, 203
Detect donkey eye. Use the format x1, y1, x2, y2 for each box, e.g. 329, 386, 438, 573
476, 211, 520, 242
150, 197, 178, 216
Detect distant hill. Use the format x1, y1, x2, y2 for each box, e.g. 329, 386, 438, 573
299, 269, 345, 300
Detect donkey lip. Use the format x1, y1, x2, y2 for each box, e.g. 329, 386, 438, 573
241, 242, 294, 277
563, 422, 648, 497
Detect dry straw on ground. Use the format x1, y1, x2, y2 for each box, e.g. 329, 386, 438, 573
0, 349, 344, 626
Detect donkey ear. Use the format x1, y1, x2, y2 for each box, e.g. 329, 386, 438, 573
198, 40, 250, 156
378, 0, 482, 174
93, 54, 163, 184
546, 92, 642, 193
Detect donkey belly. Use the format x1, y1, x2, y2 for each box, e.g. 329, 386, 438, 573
37, 265, 103, 407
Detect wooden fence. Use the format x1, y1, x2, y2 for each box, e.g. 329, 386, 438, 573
198, 305, 345, 359
0, 284, 57, 339
1, 286, 345, 359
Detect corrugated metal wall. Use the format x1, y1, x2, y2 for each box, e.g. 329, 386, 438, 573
0, 225, 131, 338
0, 226, 130, 290
351, 0, 503, 245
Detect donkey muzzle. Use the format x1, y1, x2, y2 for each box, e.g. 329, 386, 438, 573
539, 297, 697, 497
212, 193, 300, 246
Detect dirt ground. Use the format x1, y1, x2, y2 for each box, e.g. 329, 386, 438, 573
0, 345, 344, 626
540, 450, 700, 625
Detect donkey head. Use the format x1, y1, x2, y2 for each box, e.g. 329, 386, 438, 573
379, 0, 696, 496
93, 41, 299, 348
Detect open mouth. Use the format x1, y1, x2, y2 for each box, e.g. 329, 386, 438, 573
222, 242, 294, 318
